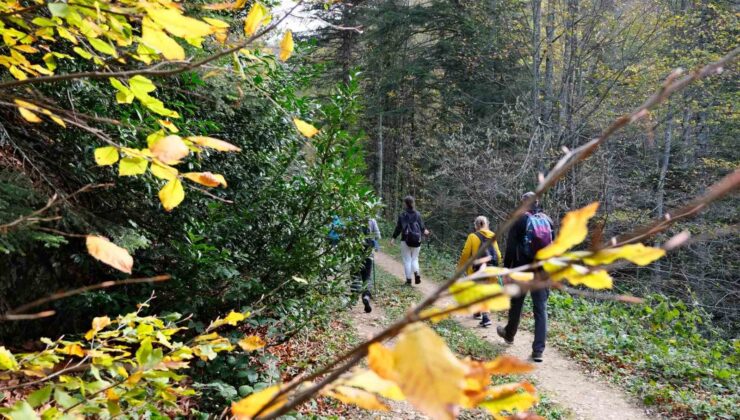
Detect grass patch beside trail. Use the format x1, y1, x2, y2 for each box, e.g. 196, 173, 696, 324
372, 266, 572, 419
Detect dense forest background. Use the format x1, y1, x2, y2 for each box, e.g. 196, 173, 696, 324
310, 0, 738, 332
0, 0, 737, 418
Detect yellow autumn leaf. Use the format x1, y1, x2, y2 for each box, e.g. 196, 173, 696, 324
203, 0, 247, 11
158, 119, 179, 133
211, 310, 248, 328
392, 323, 467, 420
449, 281, 510, 313
567, 269, 613, 289
9, 65, 27, 80
119, 157, 148, 176
293, 118, 319, 138
86, 235, 133, 274
232, 385, 286, 419
419, 305, 451, 323
368, 342, 396, 381
158, 178, 185, 211
238, 335, 266, 352
61, 344, 86, 358
582, 243, 666, 267
187, 136, 242, 152
483, 355, 535, 375
141, 18, 185, 60
150, 135, 189, 165
94, 146, 120, 166
324, 386, 388, 411
85, 316, 112, 340
536, 202, 600, 260
147, 8, 214, 38
244, 2, 269, 36
0, 347, 18, 371
279, 30, 294, 61
184, 172, 227, 188
509, 272, 534, 281
150, 161, 179, 180
479, 390, 538, 418
342, 369, 405, 400
18, 107, 42, 123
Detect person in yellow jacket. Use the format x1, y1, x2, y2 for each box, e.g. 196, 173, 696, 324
457, 215, 502, 327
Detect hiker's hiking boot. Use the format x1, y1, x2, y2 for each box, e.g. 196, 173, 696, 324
414, 272, 421, 284
406, 278, 412, 286
496, 326, 514, 344
473, 312, 482, 319
479, 316, 492, 328
531, 352, 543, 363
362, 292, 372, 313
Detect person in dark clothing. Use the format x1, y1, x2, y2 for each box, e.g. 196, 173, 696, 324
390, 196, 430, 285
350, 219, 380, 313
496, 192, 555, 362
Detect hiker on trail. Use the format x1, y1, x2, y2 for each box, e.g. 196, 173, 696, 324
457, 216, 502, 328
390, 196, 430, 286
497, 192, 555, 363
350, 218, 382, 313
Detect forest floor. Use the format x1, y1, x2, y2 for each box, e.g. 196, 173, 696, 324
352, 251, 651, 420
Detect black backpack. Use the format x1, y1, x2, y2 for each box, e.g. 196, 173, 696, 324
472, 231, 498, 271
402, 212, 423, 247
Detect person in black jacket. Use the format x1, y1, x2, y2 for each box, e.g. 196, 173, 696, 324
496, 192, 554, 363
390, 196, 429, 285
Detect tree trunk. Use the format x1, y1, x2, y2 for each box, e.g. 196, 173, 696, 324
543, 0, 555, 125
531, 0, 542, 124
377, 112, 384, 201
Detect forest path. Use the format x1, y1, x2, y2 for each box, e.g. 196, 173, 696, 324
373, 251, 650, 420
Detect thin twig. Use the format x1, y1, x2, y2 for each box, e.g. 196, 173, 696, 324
6, 275, 171, 316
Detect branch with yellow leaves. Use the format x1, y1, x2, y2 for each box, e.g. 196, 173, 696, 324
0, 0, 305, 91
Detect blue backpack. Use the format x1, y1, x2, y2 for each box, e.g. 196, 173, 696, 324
522, 212, 553, 260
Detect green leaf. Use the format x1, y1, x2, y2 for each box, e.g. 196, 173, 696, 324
89, 38, 117, 57
48, 3, 70, 18
135, 339, 163, 368
28, 385, 52, 408
2, 400, 37, 420
53, 388, 79, 409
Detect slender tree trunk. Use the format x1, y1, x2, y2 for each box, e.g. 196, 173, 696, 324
531, 0, 542, 123
543, 0, 555, 124
657, 108, 673, 219
377, 112, 384, 201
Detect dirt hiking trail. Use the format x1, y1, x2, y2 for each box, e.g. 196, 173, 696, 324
371, 251, 650, 420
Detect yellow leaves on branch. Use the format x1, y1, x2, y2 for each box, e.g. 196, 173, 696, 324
280, 30, 294, 61
449, 280, 510, 314
86, 235, 134, 274
293, 118, 319, 138
232, 322, 539, 419
0, 347, 18, 371
536, 202, 600, 260
14, 99, 66, 127
528, 202, 666, 290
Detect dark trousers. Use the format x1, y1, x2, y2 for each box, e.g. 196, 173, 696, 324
504, 288, 549, 353
350, 257, 373, 295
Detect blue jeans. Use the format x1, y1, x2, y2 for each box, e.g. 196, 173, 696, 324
504, 288, 549, 353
